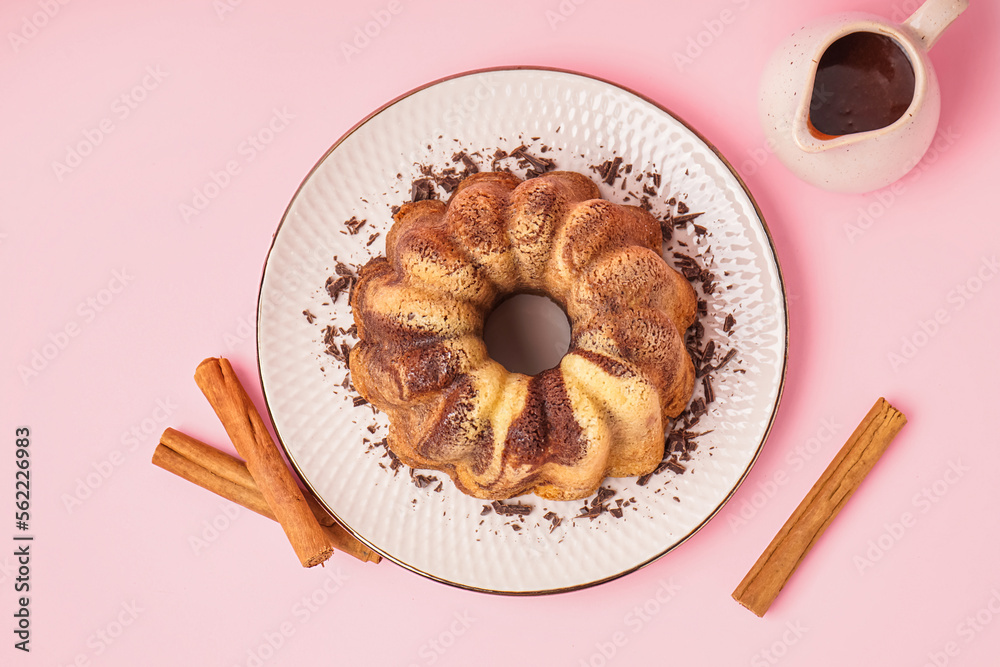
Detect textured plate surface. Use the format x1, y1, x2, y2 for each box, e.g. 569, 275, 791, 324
258, 67, 786, 594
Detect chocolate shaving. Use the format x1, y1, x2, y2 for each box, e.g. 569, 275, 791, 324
575, 503, 606, 520
412, 472, 438, 489
652, 460, 672, 475
490, 148, 508, 171
594, 486, 616, 505
410, 178, 436, 202
491, 500, 533, 516
702, 375, 715, 405
724, 313, 736, 333
687, 344, 703, 365
660, 216, 674, 241
352, 396, 368, 407
690, 397, 707, 417
672, 212, 705, 227
593, 156, 624, 185
324, 276, 347, 302
665, 459, 687, 475
371, 437, 403, 475
714, 348, 737, 371
322, 325, 348, 362
605, 157, 623, 185
302, 309, 316, 324
452, 151, 479, 174
510, 145, 555, 178
344, 216, 366, 235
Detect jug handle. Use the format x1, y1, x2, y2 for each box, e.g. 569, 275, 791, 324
904, 0, 969, 50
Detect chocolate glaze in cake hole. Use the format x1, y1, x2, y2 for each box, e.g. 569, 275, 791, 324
483, 293, 571, 376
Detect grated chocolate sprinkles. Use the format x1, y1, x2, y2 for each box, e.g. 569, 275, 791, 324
592, 156, 624, 185
343, 216, 366, 235
510, 145, 556, 178
308, 139, 744, 532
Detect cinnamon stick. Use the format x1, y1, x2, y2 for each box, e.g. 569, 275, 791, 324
153, 429, 380, 563
153, 440, 272, 516
194, 357, 333, 568
732, 397, 907, 616
160, 426, 257, 490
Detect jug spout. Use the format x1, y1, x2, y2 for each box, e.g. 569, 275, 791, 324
791, 113, 844, 154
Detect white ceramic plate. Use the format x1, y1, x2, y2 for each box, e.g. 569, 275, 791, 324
257, 67, 787, 594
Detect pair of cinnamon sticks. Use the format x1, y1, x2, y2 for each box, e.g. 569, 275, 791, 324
152, 357, 380, 566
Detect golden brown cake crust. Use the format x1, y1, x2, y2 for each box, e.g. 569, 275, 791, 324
349, 171, 696, 501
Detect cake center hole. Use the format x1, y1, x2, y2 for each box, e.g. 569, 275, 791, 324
483, 293, 571, 375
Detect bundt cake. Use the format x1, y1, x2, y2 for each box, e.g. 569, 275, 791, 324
348, 170, 697, 501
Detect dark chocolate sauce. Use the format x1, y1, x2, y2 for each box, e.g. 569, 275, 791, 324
809, 32, 915, 137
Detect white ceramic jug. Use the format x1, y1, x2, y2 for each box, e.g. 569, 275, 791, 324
759, 0, 968, 193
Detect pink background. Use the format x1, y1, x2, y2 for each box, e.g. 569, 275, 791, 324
3, 0, 999, 665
